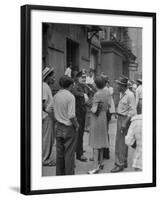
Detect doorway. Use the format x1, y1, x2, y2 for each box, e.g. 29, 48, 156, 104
66, 38, 79, 72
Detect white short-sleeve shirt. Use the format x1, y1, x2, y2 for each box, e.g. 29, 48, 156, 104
42, 82, 53, 119
53, 89, 75, 126
64, 67, 72, 77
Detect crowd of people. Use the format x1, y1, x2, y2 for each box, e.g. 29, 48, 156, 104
42, 65, 142, 175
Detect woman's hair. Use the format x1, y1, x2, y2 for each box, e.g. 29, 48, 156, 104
95, 76, 105, 89
59, 75, 74, 89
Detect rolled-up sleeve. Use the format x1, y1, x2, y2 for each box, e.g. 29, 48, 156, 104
68, 95, 76, 119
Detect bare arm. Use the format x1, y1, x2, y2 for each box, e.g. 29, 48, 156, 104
68, 95, 79, 131
128, 92, 137, 118
70, 117, 79, 132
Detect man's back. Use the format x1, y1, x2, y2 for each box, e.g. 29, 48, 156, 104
53, 89, 75, 126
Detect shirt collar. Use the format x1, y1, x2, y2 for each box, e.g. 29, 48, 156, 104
125, 88, 130, 95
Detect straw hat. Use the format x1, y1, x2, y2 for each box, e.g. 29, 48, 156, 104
43, 66, 54, 80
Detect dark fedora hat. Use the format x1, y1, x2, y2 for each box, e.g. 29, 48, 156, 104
115, 76, 128, 85
120, 75, 129, 81
136, 79, 142, 84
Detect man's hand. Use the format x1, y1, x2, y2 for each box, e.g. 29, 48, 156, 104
121, 116, 131, 135
121, 116, 130, 129
120, 127, 126, 134
75, 123, 79, 132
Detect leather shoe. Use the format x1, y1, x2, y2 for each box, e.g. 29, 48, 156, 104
87, 167, 99, 174
77, 155, 87, 162
111, 165, 124, 173
99, 164, 104, 170
115, 162, 127, 168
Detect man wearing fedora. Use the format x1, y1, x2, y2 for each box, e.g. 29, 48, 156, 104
42, 66, 56, 166
111, 76, 136, 173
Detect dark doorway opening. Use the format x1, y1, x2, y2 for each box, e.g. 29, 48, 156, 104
123, 60, 129, 77
66, 38, 79, 72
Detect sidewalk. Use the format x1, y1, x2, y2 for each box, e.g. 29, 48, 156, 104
42, 119, 134, 176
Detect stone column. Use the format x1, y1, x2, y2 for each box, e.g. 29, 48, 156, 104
128, 62, 138, 80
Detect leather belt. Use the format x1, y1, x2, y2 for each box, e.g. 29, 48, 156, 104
116, 113, 127, 117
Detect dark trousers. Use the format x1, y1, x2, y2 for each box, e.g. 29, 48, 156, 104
103, 112, 111, 159
76, 116, 85, 159
115, 115, 130, 166
55, 122, 77, 175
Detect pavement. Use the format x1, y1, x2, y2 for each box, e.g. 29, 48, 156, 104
42, 118, 135, 176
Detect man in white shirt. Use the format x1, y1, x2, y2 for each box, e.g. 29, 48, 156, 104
52, 75, 79, 175
42, 66, 56, 166
64, 62, 72, 77
111, 76, 136, 173
86, 69, 94, 85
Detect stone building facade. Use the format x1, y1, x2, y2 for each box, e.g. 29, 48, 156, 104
42, 23, 101, 92
99, 26, 140, 105
99, 26, 139, 82
43, 23, 142, 104
128, 28, 142, 79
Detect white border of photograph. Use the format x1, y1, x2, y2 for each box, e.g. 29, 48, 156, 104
31, 9, 153, 190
